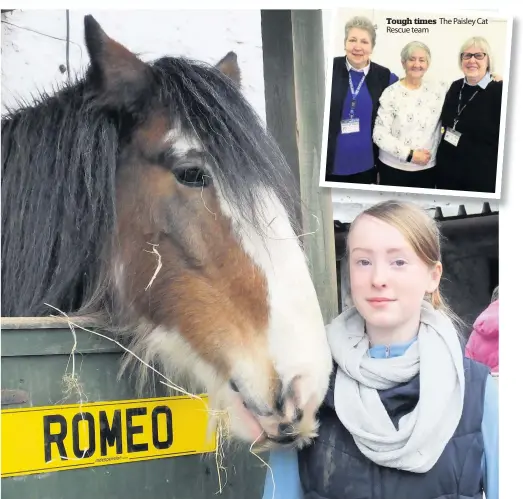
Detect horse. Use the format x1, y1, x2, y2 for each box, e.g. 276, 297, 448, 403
1, 15, 332, 448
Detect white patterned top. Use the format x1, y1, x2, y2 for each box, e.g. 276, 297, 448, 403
373, 79, 450, 172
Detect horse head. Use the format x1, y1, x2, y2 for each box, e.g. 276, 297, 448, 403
1, 15, 333, 449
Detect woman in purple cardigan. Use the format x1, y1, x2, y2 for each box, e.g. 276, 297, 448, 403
325, 16, 398, 184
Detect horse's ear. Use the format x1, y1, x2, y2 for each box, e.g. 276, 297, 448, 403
84, 15, 151, 110
216, 52, 241, 86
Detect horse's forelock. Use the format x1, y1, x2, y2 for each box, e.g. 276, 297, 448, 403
148, 57, 300, 236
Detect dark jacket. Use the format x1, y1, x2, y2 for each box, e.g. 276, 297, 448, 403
298, 357, 489, 499
326, 57, 393, 176
436, 78, 502, 193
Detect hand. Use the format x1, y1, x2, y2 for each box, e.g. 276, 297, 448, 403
492, 72, 503, 82
411, 149, 431, 166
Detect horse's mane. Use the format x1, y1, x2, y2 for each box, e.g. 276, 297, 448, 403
1, 56, 298, 318
2, 80, 119, 317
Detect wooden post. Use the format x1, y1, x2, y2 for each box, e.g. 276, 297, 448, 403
261, 10, 338, 324
291, 10, 338, 323
260, 10, 301, 226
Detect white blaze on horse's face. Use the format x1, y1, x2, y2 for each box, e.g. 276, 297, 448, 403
218, 186, 333, 445
155, 133, 333, 447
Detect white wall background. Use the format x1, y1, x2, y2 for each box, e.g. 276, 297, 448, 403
1, 9, 266, 120
329, 8, 510, 83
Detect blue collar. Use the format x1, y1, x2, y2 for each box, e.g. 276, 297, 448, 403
345, 57, 370, 76
368, 336, 418, 359
465, 72, 492, 89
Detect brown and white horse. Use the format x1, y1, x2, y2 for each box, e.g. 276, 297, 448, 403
1, 15, 332, 448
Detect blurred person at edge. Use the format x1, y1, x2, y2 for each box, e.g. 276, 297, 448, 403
466, 286, 499, 373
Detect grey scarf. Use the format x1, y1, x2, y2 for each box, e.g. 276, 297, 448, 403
327, 301, 465, 473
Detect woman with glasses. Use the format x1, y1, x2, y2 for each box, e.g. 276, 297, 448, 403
435, 37, 502, 193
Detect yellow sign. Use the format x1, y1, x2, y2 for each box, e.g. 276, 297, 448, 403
1, 395, 216, 477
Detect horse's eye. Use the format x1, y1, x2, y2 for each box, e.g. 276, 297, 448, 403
173, 167, 212, 188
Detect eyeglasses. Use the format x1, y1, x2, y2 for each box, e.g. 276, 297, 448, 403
461, 52, 487, 61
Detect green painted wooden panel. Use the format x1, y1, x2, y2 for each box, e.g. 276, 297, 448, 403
1, 326, 268, 499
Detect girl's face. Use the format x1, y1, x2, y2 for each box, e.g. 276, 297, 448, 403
348, 214, 442, 335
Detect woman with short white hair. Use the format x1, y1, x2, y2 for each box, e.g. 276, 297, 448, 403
325, 16, 398, 184
436, 36, 502, 193
372, 41, 447, 188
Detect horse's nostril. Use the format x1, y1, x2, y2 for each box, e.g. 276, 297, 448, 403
230, 380, 240, 393
278, 422, 293, 435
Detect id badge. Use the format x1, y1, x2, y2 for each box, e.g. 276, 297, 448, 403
341, 119, 360, 134
444, 127, 461, 147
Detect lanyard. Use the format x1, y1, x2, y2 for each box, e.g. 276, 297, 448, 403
346, 59, 366, 119
454, 79, 479, 128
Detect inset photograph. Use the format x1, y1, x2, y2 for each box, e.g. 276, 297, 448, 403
320, 8, 512, 198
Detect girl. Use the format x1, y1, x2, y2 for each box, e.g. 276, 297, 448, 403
262, 200, 498, 499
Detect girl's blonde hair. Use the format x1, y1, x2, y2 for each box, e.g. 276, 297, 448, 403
348, 200, 464, 329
